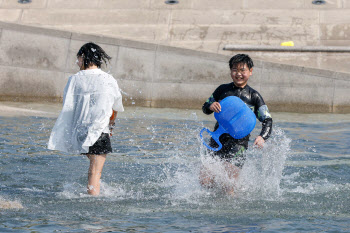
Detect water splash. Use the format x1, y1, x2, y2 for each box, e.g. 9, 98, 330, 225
237, 127, 291, 200
58, 181, 145, 200
164, 127, 291, 202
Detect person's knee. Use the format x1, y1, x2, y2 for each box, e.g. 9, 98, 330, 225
199, 169, 215, 188
88, 169, 102, 178
200, 176, 214, 188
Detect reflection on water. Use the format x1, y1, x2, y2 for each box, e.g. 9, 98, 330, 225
0, 106, 350, 232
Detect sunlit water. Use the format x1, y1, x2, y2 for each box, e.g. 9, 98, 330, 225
1, 106, 350, 232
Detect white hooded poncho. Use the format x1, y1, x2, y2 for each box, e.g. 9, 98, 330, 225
48, 69, 124, 154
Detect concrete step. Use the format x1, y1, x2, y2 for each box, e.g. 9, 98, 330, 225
16, 9, 333, 26
21, 9, 169, 25
1, 0, 348, 9
2, 0, 350, 73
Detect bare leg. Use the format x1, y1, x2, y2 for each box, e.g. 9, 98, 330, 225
223, 161, 241, 196
86, 154, 107, 196
199, 160, 241, 196
199, 165, 215, 189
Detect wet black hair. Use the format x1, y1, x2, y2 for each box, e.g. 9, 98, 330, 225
229, 54, 254, 70
76, 42, 111, 69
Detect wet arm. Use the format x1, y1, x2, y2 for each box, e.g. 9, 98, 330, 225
256, 104, 273, 141
109, 110, 118, 135
260, 118, 273, 140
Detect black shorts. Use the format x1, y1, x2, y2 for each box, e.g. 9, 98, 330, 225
209, 134, 248, 168
83, 133, 112, 155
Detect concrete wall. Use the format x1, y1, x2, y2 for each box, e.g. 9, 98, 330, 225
0, 22, 349, 113
2, 0, 350, 73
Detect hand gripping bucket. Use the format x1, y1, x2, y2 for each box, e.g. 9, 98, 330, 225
200, 96, 256, 151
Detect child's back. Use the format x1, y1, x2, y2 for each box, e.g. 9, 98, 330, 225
50, 69, 123, 154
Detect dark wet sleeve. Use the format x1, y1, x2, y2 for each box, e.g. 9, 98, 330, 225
253, 91, 273, 141
260, 118, 273, 140
202, 86, 222, 115
202, 94, 215, 115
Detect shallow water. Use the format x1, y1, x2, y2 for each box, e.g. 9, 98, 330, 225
1, 106, 350, 232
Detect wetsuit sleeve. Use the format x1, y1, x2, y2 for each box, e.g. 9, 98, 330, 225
202, 94, 216, 114
202, 85, 222, 115
260, 117, 272, 140
253, 92, 273, 141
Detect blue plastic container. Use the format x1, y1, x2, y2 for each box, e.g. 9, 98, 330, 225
200, 96, 256, 151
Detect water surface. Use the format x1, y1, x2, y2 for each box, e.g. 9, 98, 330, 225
1, 104, 350, 232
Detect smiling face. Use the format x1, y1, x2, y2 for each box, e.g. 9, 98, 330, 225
230, 63, 253, 88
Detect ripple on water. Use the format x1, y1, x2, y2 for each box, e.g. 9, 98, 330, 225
0, 109, 350, 232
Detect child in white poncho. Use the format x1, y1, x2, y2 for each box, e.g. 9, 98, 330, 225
48, 42, 124, 196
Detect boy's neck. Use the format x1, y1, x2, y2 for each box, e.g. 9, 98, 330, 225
233, 82, 247, 88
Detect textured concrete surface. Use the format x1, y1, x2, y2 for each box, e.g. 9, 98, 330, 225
0, 22, 350, 113
1, 0, 350, 72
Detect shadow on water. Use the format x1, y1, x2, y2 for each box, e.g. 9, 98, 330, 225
0, 108, 350, 232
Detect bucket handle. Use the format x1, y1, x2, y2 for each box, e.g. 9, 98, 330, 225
199, 125, 226, 152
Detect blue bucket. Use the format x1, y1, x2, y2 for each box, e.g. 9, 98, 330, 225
200, 96, 256, 151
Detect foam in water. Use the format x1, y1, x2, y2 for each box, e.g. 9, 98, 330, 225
58, 181, 143, 200
58, 182, 90, 199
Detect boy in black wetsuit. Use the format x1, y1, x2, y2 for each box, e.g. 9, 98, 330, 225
200, 54, 273, 195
